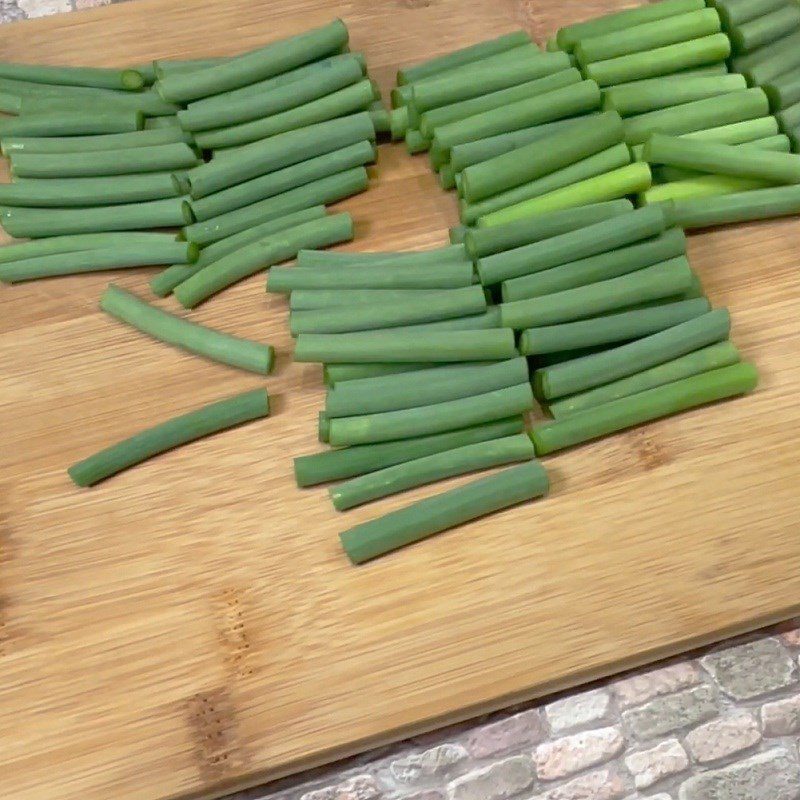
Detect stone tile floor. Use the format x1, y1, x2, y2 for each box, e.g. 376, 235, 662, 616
3, 1, 800, 798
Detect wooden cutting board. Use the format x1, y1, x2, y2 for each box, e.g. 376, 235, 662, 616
1, 1, 800, 798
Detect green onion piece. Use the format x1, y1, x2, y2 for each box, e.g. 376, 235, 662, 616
340, 460, 548, 564
295, 416, 524, 487
0, 231, 173, 264
777, 102, 800, 135
404, 128, 428, 153
183, 167, 368, 245
0, 241, 196, 283
0, 196, 191, 238
190, 141, 375, 221
178, 54, 364, 132
0, 110, 143, 137
326, 357, 529, 418
764, 73, 800, 113
153, 57, 229, 78
549, 340, 740, 418
477, 163, 651, 226
318, 412, 331, 443
712, 0, 786, 26
369, 102, 391, 135
186, 112, 374, 198
174, 213, 353, 308
289, 286, 486, 335
194, 78, 378, 149
373, 308, 502, 335
294, 329, 518, 364
519, 297, 710, 355
501, 257, 692, 329
501, 227, 686, 301
419, 69, 583, 141
665, 184, 800, 228
389, 106, 408, 140
156, 19, 348, 103
19, 91, 178, 118
575, 8, 721, 66
328, 382, 534, 446
557, 0, 705, 51
412, 50, 571, 114
477, 204, 665, 285
100, 285, 273, 374
439, 164, 457, 190
448, 115, 600, 173
431, 80, 601, 154
534, 308, 731, 400
460, 110, 624, 203
150, 206, 326, 297
68, 388, 270, 487
531, 362, 757, 455
729, 5, 800, 55
449, 225, 469, 244
0, 62, 143, 91
584, 34, 730, 87
643, 132, 800, 184
267, 261, 474, 292
603, 74, 746, 118
324, 362, 445, 385
464, 200, 632, 259
0, 172, 180, 208
397, 31, 531, 84
145, 116, 181, 129
623, 88, 770, 145
461, 143, 631, 225
331, 433, 536, 511
296, 243, 467, 268
743, 30, 800, 85
1, 126, 192, 156
290, 288, 459, 310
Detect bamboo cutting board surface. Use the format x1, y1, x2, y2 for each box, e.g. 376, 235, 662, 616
1, 1, 800, 798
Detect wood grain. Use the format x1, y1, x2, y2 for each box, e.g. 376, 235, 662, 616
1, 1, 799, 799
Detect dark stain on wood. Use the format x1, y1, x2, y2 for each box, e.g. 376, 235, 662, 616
185, 687, 246, 781
214, 587, 253, 679
628, 428, 672, 471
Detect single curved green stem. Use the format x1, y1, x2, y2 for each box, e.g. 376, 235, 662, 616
501, 257, 692, 329
156, 19, 348, 103
519, 297, 710, 355
534, 308, 731, 400
464, 200, 631, 259
326, 357, 529, 417
175, 213, 353, 307
9, 142, 200, 179
0, 241, 196, 283
340, 460, 548, 564
20, 90, 178, 117
294, 329, 519, 364
0, 62, 143, 91
183, 167, 368, 245
190, 141, 375, 221
548, 340, 740, 418
296, 243, 468, 268
397, 30, 531, 84
0, 172, 180, 207
100, 284, 273, 374
0, 231, 173, 263
0, 109, 143, 137
178, 54, 364, 131
324, 362, 446, 385
290, 288, 456, 309
150, 206, 326, 297
501, 227, 686, 301
0, 196, 191, 238
267, 260, 474, 292
375, 308, 503, 335
477, 204, 665, 285
531, 362, 757, 455
68, 388, 270, 487
194, 79, 377, 149
1, 126, 192, 155
331, 433, 535, 511
328, 382, 534, 446
187, 112, 374, 198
